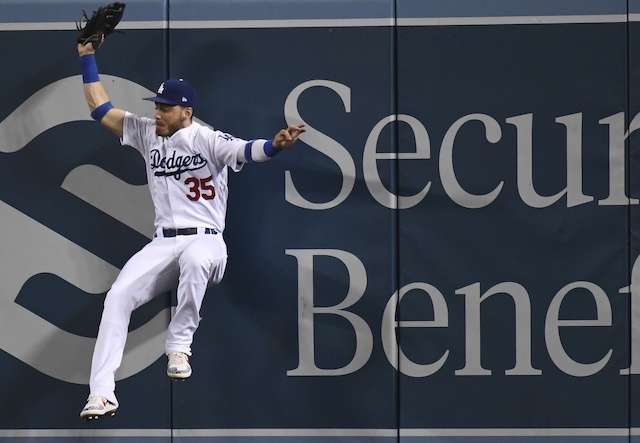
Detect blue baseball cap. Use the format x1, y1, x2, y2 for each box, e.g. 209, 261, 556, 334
143, 78, 198, 108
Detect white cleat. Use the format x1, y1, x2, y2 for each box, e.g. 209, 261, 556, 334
80, 395, 117, 420
167, 352, 192, 380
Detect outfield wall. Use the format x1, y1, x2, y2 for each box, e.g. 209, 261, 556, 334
1, 1, 640, 441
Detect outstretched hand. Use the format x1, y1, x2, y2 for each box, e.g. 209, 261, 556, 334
272, 124, 306, 149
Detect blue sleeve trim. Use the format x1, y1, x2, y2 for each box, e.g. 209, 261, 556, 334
264, 139, 281, 158
244, 141, 254, 163
80, 54, 100, 83
91, 101, 114, 122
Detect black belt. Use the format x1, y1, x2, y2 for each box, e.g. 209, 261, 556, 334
159, 227, 217, 237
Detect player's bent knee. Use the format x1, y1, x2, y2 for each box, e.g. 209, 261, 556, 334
103, 288, 138, 316
209, 258, 227, 285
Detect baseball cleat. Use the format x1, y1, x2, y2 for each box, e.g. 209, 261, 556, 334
80, 395, 117, 420
167, 352, 192, 379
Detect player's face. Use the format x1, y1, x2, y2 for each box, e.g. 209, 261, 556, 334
154, 104, 192, 137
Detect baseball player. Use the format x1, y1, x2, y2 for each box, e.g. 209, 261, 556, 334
76, 38, 305, 420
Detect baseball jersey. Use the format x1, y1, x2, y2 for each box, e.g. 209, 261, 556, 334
121, 112, 265, 233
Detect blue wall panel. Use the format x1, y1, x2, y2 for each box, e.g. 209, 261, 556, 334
0, 0, 172, 437
166, 0, 398, 432
396, 0, 631, 434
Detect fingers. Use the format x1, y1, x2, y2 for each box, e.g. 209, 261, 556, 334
284, 124, 306, 142
287, 124, 306, 137
273, 124, 306, 149
281, 129, 293, 141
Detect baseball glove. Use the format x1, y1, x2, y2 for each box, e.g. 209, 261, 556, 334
76, 2, 126, 49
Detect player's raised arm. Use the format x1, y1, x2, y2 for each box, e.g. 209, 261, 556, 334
78, 42, 126, 138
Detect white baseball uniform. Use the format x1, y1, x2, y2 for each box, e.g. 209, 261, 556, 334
89, 112, 271, 406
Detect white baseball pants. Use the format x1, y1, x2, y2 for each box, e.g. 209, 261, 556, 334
88, 229, 227, 406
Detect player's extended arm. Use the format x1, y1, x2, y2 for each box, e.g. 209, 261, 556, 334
239, 124, 306, 163
78, 42, 126, 138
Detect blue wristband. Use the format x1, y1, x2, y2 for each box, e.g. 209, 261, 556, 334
80, 54, 100, 84
264, 139, 281, 158
91, 101, 114, 122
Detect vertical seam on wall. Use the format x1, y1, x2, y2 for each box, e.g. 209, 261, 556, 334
164, 1, 173, 440
165, 0, 171, 82
392, 0, 400, 441
627, 1, 632, 440
166, 5, 173, 438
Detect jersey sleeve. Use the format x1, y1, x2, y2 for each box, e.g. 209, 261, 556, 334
209, 130, 251, 173
120, 112, 155, 155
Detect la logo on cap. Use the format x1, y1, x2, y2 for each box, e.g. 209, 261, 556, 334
142, 78, 197, 108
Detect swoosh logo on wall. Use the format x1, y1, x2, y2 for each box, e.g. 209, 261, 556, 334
0, 200, 172, 384
0, 75, 196, 383
0, 75, 154, 153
